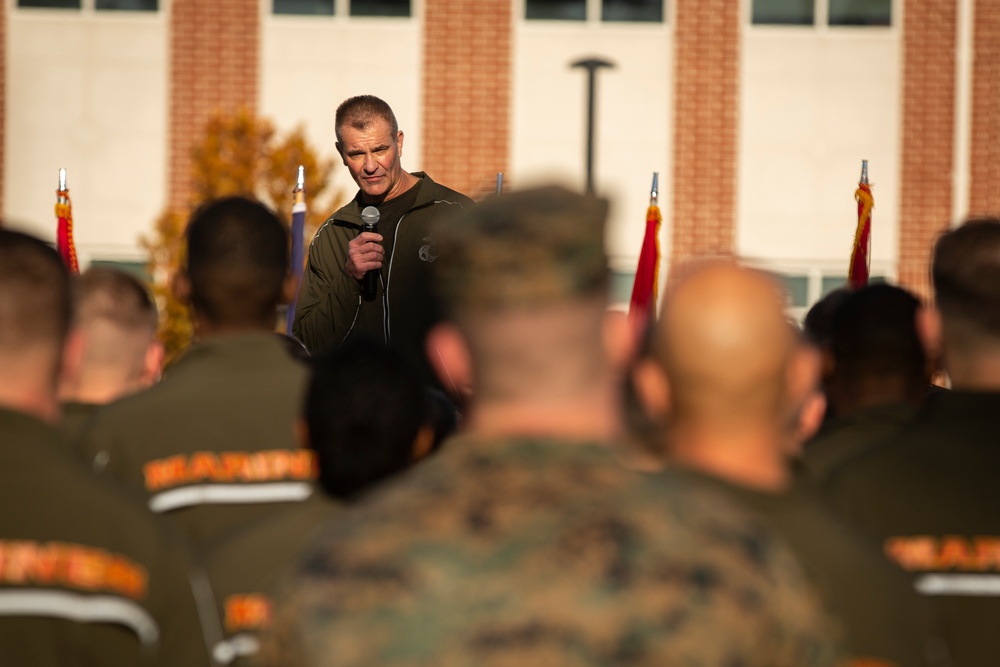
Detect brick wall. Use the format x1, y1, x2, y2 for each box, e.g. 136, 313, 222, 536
968, 0, 1000, 217
669, 0, 740, 276
421, 0, 511, 198
167, 0, 259, 210
897, 0, 957, 297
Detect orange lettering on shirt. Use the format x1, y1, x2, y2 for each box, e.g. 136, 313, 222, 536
224, 593, 272, 632
885, 536, 1000, 572
0, 540, 148, 600
188, 451, 223, 483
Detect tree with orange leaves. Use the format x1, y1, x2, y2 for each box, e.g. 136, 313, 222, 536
143, 108, 341, 365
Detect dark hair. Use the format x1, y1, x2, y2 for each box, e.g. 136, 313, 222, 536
802, 288, 851, 348
0, 229, 72, 353
76, 266, 157, 331
335, 95, 399, 144
304, 338, 426, 499
932, 217, 1000, 337
829, 283, 925, 384
185, 196, 289, 327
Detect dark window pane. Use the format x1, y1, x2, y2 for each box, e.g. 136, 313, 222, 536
350, 0, 410, 17
96, 0, 157, 10
820, 276, 845, 297
829, 0, 890, 25
18, 0, 81, 8
752, 0, 813, 25
609, 270, 636, 304
526, 0, 586, 21
780, 274, 810, 308
274, 0, 334, 15
602, 0, 663, 22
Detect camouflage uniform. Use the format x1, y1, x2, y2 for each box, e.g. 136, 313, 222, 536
262, 436, 844, 667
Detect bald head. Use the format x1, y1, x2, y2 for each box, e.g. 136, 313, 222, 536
654, 264, 796, 426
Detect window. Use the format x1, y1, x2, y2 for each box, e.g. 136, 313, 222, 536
273, 0, 335, 14
18, 0, 81, 8
602, 0, 662, 22
526, 0, 585, 21
526, 0, 664, 22
350, 0, 410, 17
828, 0, 890, 26
96, 0, 157, 10
752, 0, 812, 25
752, 0, 890, 26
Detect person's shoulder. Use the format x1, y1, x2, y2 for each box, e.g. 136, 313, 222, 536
413, 172, 475, 208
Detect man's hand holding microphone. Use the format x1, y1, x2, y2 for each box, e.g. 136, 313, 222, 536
345, 206, 382, 301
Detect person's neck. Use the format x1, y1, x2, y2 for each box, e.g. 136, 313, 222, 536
465, 386, 620, 444
667, 422, 790, 493
0, 382, 59, 423
194, 318, 275, 340
828, 374, 924, 416
59, 370, 141, 406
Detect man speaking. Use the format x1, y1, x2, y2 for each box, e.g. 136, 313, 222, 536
293, 95, 472, 388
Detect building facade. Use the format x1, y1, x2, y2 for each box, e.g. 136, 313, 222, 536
3, 0, 998, 308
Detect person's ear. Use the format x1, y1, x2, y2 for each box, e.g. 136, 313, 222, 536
426, 323, 472, 402
631, 358, 671, 423
280, 272, 298, 306
396, 130, 404, 157
787, 344, 821, 406
171, 271, 191, 305
336, 142, 346, 166
141, 341, 165, 387
602, 309, 635, 375
57, 328, 86, 399
916, 306, 942, 364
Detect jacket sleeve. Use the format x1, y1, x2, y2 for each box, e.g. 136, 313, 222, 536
292, 223, 362, 356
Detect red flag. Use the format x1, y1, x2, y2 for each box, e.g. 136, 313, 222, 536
628, 173, 662, 330
848, 162, 873, 289
55, 169, 79, 274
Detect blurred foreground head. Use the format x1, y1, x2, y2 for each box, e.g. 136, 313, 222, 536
824, 283, 927, 415
930, 217, 1000, 389
427, 185, 619, 437
59, 267, 163, 404
303, 338, 455, 499
175, 196, 293, 333
634, 262, 820, 489
0, 229, 73, 421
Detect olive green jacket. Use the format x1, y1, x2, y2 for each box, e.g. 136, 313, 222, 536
292, 172, 472, 386
76, 332, 313, 547
0, 407, 216, 666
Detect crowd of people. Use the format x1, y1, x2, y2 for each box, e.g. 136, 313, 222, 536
1, 94, 998, 666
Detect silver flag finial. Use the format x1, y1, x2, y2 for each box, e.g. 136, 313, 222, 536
650, 172, 659, 205
58, 167, 67, 191
296, 165, 305, 190
496, 172, 504, 195
860, 160, 869, 185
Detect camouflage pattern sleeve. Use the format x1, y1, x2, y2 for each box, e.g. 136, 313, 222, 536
259, 438, 845, 667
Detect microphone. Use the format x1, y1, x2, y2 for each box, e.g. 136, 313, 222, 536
361, 206, 380, 302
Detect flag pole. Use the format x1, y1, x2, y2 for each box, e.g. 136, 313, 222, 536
285, 165, 306, 335
848, 159, 873, 289
55, 167, 79, 274
495, 172, 504, 195
627, 171, 662, 333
